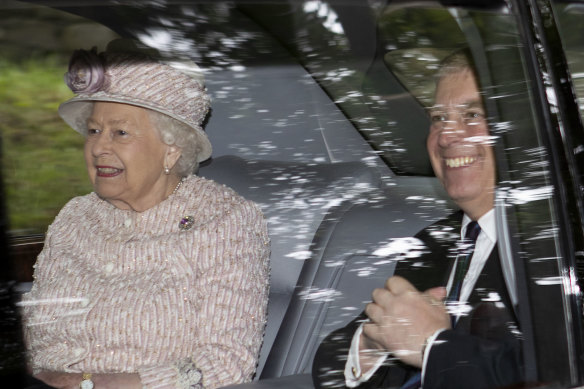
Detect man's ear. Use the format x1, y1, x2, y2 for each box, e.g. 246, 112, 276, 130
164, 145, 182, 171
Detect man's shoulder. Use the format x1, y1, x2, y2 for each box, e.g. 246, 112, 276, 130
414, 210, 463, 246
394, 211, 463, 289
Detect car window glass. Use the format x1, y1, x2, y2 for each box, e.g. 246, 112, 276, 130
552, 1, 584, 122
377, 2, 581, 385
316, 2, 577, 384
1, 2, 116, 235
1, 1, 582, 386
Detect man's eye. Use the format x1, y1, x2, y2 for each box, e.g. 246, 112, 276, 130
464, 110, 485, 122
430, 112, 446, 123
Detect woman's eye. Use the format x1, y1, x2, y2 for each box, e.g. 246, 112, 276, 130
115, 129, 128, 136
87, 128, 100, 135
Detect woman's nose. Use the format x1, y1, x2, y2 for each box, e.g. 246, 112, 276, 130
90, 132, 112, 156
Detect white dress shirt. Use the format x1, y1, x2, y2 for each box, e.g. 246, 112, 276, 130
345, 210, 496, 387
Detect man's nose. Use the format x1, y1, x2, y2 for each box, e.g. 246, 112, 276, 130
438, 113, 466, 146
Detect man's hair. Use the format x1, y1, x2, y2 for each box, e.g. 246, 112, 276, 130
436, 47, 477, 82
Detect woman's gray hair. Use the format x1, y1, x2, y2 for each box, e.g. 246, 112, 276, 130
147, 110, 202, 176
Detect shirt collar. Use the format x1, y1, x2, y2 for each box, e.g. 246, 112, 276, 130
462, 209, 496, 243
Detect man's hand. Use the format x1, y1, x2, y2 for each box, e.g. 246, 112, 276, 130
360, 276, 451, 368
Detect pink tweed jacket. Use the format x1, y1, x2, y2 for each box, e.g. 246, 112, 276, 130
21, 175, 270, 389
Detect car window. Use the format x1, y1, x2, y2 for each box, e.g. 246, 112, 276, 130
550, 0, 584, 193
373, 2, 583, 385
1, 1, 584, 388
1, 2, 114, 236
552, 2, 584, 122
297, 1, 583, 385
1, 1, 393, 381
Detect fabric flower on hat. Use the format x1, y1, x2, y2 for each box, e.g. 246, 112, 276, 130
64, 47, 107, 94
59, 40, 213, 162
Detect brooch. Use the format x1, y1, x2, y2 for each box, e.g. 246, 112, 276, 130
179, 216, 195, 231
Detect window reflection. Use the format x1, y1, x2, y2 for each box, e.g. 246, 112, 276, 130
1, 2, 115, 235
1, 0, 582, 386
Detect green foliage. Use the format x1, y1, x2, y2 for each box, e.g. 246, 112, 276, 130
378, 7, 466, 50
0, 57, 93, 234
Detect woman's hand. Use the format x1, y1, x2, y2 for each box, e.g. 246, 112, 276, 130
34, 371, 142, 389
34, 371, 82, 389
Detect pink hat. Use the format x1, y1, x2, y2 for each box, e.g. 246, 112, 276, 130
58, 42, 212, 162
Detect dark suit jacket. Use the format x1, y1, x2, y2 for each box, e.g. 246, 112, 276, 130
312, 212, 524, 389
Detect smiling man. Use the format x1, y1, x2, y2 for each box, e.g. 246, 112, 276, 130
428, 59, 496, 222
312, 50, 524, 389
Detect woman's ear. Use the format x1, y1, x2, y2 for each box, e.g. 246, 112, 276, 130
164, 145, 182, 171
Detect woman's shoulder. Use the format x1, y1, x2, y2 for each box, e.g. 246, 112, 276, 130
49, 192, 105, 226
178, 175, 265, 223
184, 175, 258, 208
52, 191, 89, 214
57, 192, 100, 215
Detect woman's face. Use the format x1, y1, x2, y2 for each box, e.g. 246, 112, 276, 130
84, 102, 178, 211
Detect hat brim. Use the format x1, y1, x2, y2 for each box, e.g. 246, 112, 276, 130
58, 95, 212, 163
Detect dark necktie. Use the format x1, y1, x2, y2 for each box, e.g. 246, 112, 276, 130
447, 221, 482, 304
400, 221, 481, 389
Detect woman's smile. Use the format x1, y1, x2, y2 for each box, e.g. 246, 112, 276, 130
95, 165, 123, 177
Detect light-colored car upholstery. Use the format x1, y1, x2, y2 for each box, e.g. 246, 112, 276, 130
260, 176, 455, 378
199, 155, 384, 375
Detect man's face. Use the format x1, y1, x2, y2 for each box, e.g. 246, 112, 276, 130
427, 68, 496, 220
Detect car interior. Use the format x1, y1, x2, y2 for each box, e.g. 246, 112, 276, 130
2, 0, 457, 381
3, 0, 584, 388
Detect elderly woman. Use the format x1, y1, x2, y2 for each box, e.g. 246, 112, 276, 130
20, 42, 270, 389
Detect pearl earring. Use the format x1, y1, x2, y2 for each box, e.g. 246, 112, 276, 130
164, 167, 170, 175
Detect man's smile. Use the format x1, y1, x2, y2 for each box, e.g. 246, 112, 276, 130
444, 156, 477, 168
